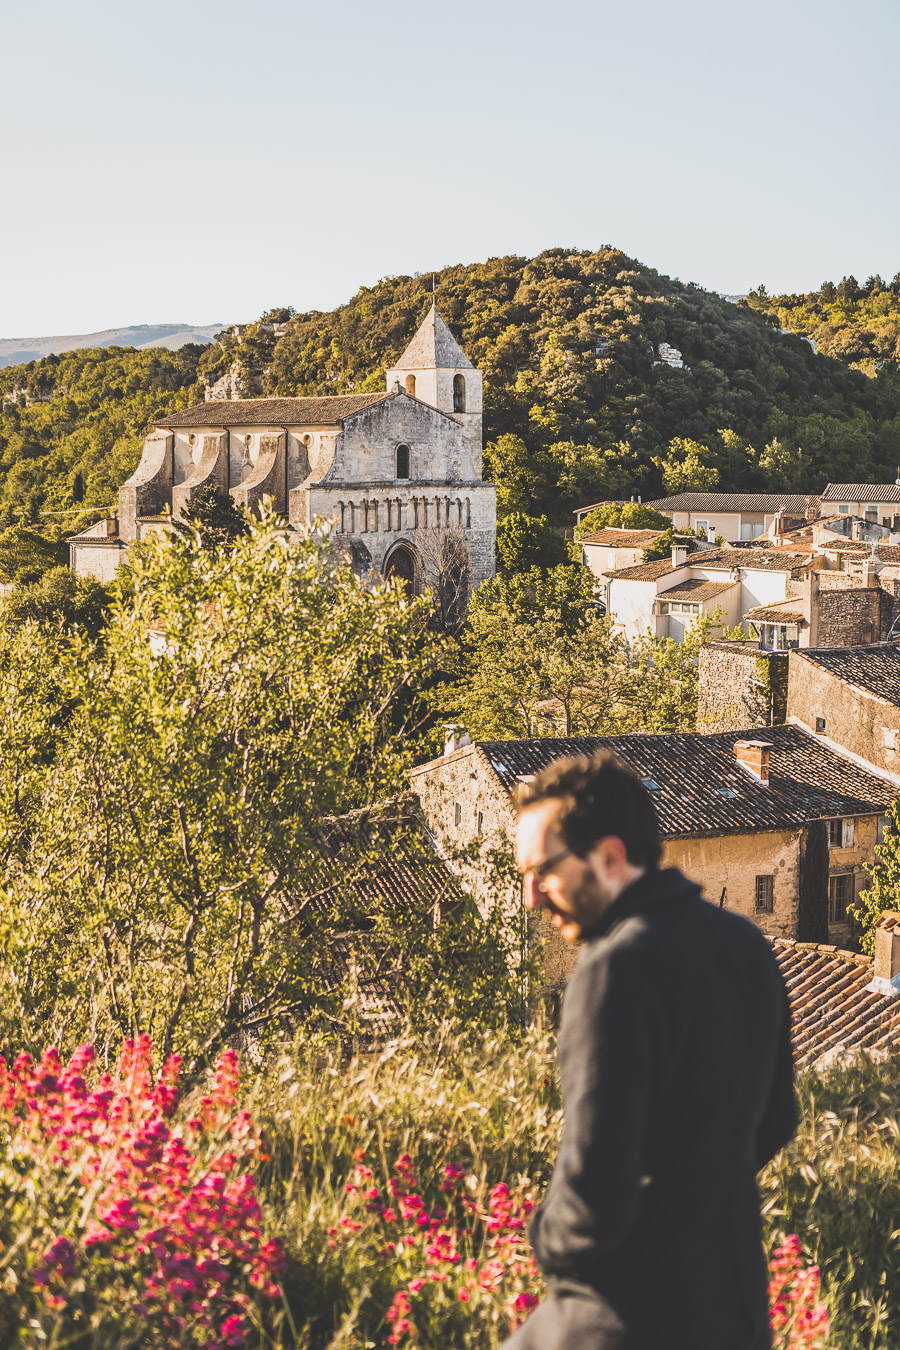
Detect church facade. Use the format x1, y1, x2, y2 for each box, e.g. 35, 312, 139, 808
69, 307, 497, 596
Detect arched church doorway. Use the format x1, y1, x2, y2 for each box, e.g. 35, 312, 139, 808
383, 542, 419, 593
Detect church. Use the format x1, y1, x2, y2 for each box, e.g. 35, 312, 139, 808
69, 306, 497, 597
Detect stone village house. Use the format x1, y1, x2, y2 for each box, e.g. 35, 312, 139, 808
68, 306, 496, 597
411, 725, 895, 988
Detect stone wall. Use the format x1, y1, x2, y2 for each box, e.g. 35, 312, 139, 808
664, 829, 800, 938
815, 586, 894, 645
697, 642, 789, 733
787, 653, 900, 781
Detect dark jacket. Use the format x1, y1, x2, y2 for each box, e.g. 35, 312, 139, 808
513, 867, 796, 1350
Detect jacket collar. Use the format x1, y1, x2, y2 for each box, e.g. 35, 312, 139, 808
581, 867, 700, 943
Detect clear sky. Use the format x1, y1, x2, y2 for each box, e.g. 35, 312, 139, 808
2, 0, 897, 337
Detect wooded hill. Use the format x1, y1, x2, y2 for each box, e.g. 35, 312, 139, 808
3, 247, 900, 528
746, 273, 900, 371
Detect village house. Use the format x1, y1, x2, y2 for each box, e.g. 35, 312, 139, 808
819, 482, 900, 529
578, 527, 668, 589
410, 725, 895, 985
606, 545, 820, 645
700, 641, 900, 784
67, 306, 497, 597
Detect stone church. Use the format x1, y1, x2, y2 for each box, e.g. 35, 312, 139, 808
69, 306, 497, 595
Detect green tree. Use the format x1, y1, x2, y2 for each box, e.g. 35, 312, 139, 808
3, 513, 447, 1066
496, 513, 569, 574
624, 612, 722, 733
451, 568, 626, 739
652, 437, 720, 494
172, 484, 251, 550
2, 567, 111, 637
481, 434, 550, 517
797, 819, 830, 943
853, 802, 900, 954
0, 525, 68, 584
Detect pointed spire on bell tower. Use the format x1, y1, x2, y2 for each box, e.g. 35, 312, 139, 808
385, 304, 483, 474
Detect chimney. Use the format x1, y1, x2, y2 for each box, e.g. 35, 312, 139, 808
443, 724, 471, 756
392, 379, 401, 394
734, 739, 773, 785
869, 913, 900, 996
671, 544, 688, 568
805, 500, 818, 524
513, 773, 537, 805
863, 557, 880, 588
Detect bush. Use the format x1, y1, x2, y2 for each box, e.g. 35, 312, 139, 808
0, 1037, 284, 1347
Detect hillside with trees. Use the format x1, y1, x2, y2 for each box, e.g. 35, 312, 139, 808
745, 274, 900, 374
4, 249, 900, 527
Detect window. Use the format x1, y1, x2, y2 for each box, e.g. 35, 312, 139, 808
453, 374, 466, 412
642, 777, 661, 791
755, 876, 774, 913
396, 444, 410, 479
454, 802, 462, 827
828, 873, 852, 922
815, 716, 826, 733
838, 504, 850, 514
829, 818, 854, 848
878, 814, 888, 844
405, 374, 416, 396
740, 523, 752, 541
695, 519, 710, 539
659, 601, 700, 615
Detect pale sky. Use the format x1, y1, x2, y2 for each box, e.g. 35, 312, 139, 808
2, 0, 897, 337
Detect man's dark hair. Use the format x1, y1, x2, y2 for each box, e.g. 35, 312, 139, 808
520, 751, 662, 870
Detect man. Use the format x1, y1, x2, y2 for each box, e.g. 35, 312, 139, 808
505, 752, 796, 1350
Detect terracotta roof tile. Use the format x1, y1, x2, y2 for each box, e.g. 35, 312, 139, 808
821, 483, 900, 504
581, 528, 664, 547
772, 939, 900, 1066
645, 492, 820, 514
611, 558, 677, 581
660, 579, 736, 603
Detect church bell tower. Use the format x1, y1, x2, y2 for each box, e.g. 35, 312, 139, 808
385, 305, 483, 473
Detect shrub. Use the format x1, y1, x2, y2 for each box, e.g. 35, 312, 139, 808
0, 1036, 284, 1347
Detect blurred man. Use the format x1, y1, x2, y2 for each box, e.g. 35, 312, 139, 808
504, 752, 796, 1350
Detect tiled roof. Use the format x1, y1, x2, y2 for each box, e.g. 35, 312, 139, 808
611, 557, 676, 581
645, 493, 820, 515
821, 483, 900, 504
155, 393, 391, 429
773, 939, 900, 1067
581, 528, 663, 547
294, 799, 466, 1019
659, 579, 736, 602
696, 548, 813, 573
825, 542, 900, 562
795, 646, 900, 709
390, 305, 473, 371
745, 606, 806, 623
481, 725, 895, 838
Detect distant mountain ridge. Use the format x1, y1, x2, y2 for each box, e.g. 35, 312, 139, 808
0, 323, 226, 369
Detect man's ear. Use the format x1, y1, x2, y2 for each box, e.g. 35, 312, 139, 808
600, 835, 629, 871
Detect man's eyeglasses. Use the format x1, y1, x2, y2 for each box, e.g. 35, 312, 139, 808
523, 848, 573, 882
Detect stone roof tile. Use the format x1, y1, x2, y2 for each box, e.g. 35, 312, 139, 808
795, 646, 900, 709
391, 305, 473, 371
155, 393, 391, 429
